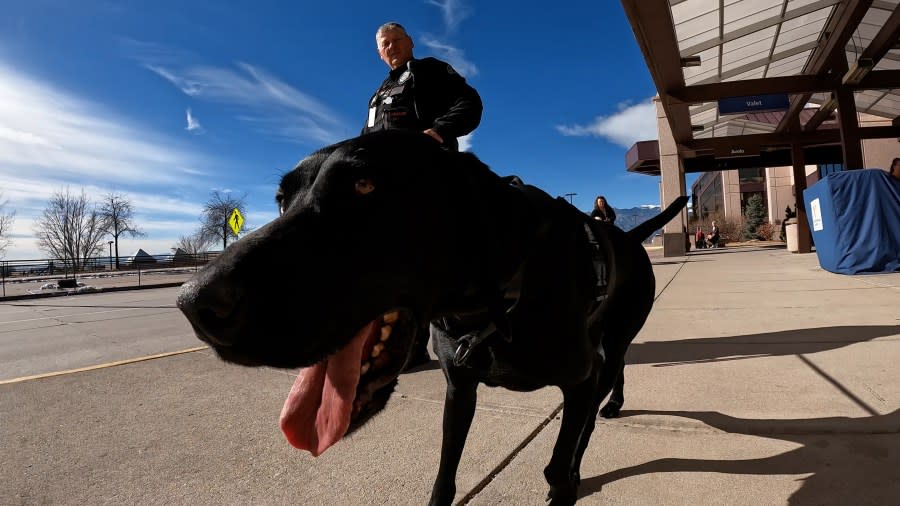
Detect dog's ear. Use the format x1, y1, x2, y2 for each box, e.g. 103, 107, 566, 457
277, 141, 355, 208
338, 147, 377, 173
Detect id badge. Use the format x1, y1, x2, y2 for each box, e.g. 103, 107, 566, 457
367, 106, 376, 127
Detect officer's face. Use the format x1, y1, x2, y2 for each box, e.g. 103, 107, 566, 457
377, 30, 414, 70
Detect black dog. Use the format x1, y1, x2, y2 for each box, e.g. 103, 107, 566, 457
177, 130, 687, 505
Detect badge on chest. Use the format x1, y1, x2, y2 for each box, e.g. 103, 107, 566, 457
368, 82, 414, 128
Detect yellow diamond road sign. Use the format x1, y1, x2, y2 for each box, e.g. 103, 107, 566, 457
228, 208, 244, 235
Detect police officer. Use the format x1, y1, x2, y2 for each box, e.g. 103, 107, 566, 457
363, 22, 482, 152
363, 23, 482, 370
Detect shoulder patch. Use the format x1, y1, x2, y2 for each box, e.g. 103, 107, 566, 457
446, 64, 456, 75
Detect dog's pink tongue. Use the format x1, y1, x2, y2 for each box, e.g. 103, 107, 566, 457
279, 321, 377, 456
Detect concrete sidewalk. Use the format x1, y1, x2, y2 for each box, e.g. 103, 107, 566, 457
2, 246, 898, 505
474, 246, 900, 505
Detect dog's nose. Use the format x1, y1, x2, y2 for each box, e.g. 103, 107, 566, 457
177, 279, 239, 347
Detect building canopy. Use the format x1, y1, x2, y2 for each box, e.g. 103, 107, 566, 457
623, 0, 900, 175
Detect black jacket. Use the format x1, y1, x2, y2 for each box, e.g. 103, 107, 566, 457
590, 207, 616, 224
362, 57, 482, 151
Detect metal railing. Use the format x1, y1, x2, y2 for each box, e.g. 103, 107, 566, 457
0, 252, 220, 299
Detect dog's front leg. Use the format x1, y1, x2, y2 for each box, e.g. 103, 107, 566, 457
544, 373, 598, 506
599, 363, 625, 418
429, 372, 478, 506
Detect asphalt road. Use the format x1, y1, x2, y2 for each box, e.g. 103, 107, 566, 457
3, 254, 897, 505
0, 287, 200, 383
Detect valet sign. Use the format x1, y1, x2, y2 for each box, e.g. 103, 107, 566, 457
810, 198, 823, 231
718, 94, 790, 115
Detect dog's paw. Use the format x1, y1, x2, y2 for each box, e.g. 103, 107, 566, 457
546, 487, 577, 506
599, 401, 622, 419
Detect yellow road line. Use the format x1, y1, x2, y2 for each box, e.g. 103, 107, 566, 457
0, 346, 209, 385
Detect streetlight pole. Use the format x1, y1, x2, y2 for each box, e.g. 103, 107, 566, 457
564, 192, 576, 205
108, 241, 114, 271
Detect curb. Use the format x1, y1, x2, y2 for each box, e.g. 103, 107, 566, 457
0, 282, 186, 302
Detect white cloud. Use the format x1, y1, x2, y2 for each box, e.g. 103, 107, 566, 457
135, 218, 205, 233
458, 132, 473, 151
426, 0, 472, 32
144, 59, 346, 145
0, 175, 203, 221
0, 62, 221, 259
556, 98, 658, 148
0, 64, 207, 184
419, 37, 478, 78
185, 108, 204, 133
245, 210, 278, 228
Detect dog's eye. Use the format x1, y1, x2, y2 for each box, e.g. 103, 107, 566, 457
354, 178, 375, 195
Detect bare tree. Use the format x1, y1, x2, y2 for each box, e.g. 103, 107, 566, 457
34, 188, 107, 273
0, 193, 15, 258
172, 230, 213, 255
200, 190, 248, 249
98, 193, 145, 269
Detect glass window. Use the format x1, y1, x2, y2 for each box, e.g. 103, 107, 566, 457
696, 172, 724, 219
738, 167, 766, 183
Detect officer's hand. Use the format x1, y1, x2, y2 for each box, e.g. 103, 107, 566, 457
423, 129, 444, 144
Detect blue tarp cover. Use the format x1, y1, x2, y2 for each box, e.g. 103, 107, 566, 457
804, 169, 900, 274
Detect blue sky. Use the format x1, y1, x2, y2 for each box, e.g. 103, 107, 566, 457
0, 0, 670, 259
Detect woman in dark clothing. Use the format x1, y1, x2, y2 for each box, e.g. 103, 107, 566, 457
590, 195, 616, 224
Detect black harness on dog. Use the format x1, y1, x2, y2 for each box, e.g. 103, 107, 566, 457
452, 176, 533, 366
451, 177, 609, 367
452, 317, 498, 366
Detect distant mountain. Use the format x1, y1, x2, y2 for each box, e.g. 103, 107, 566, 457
582, 206, 661, 232
583, 205, 692, 234
612, 206, 662, 232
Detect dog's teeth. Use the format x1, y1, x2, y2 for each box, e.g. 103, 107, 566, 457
380, 325, 392, 341
373, 352, 389, 368
372, 343, 384, 357
361, 362, 370, 375
383, 311, 399, 324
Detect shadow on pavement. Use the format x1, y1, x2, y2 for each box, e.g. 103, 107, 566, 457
688, 244, 787, 256
580, 409, 900, 504
402, 359, 441, 373
651, 260, 695, 266
628, 325, 900, 367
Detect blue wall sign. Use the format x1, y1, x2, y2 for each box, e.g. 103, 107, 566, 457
718, 94, 790, 115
